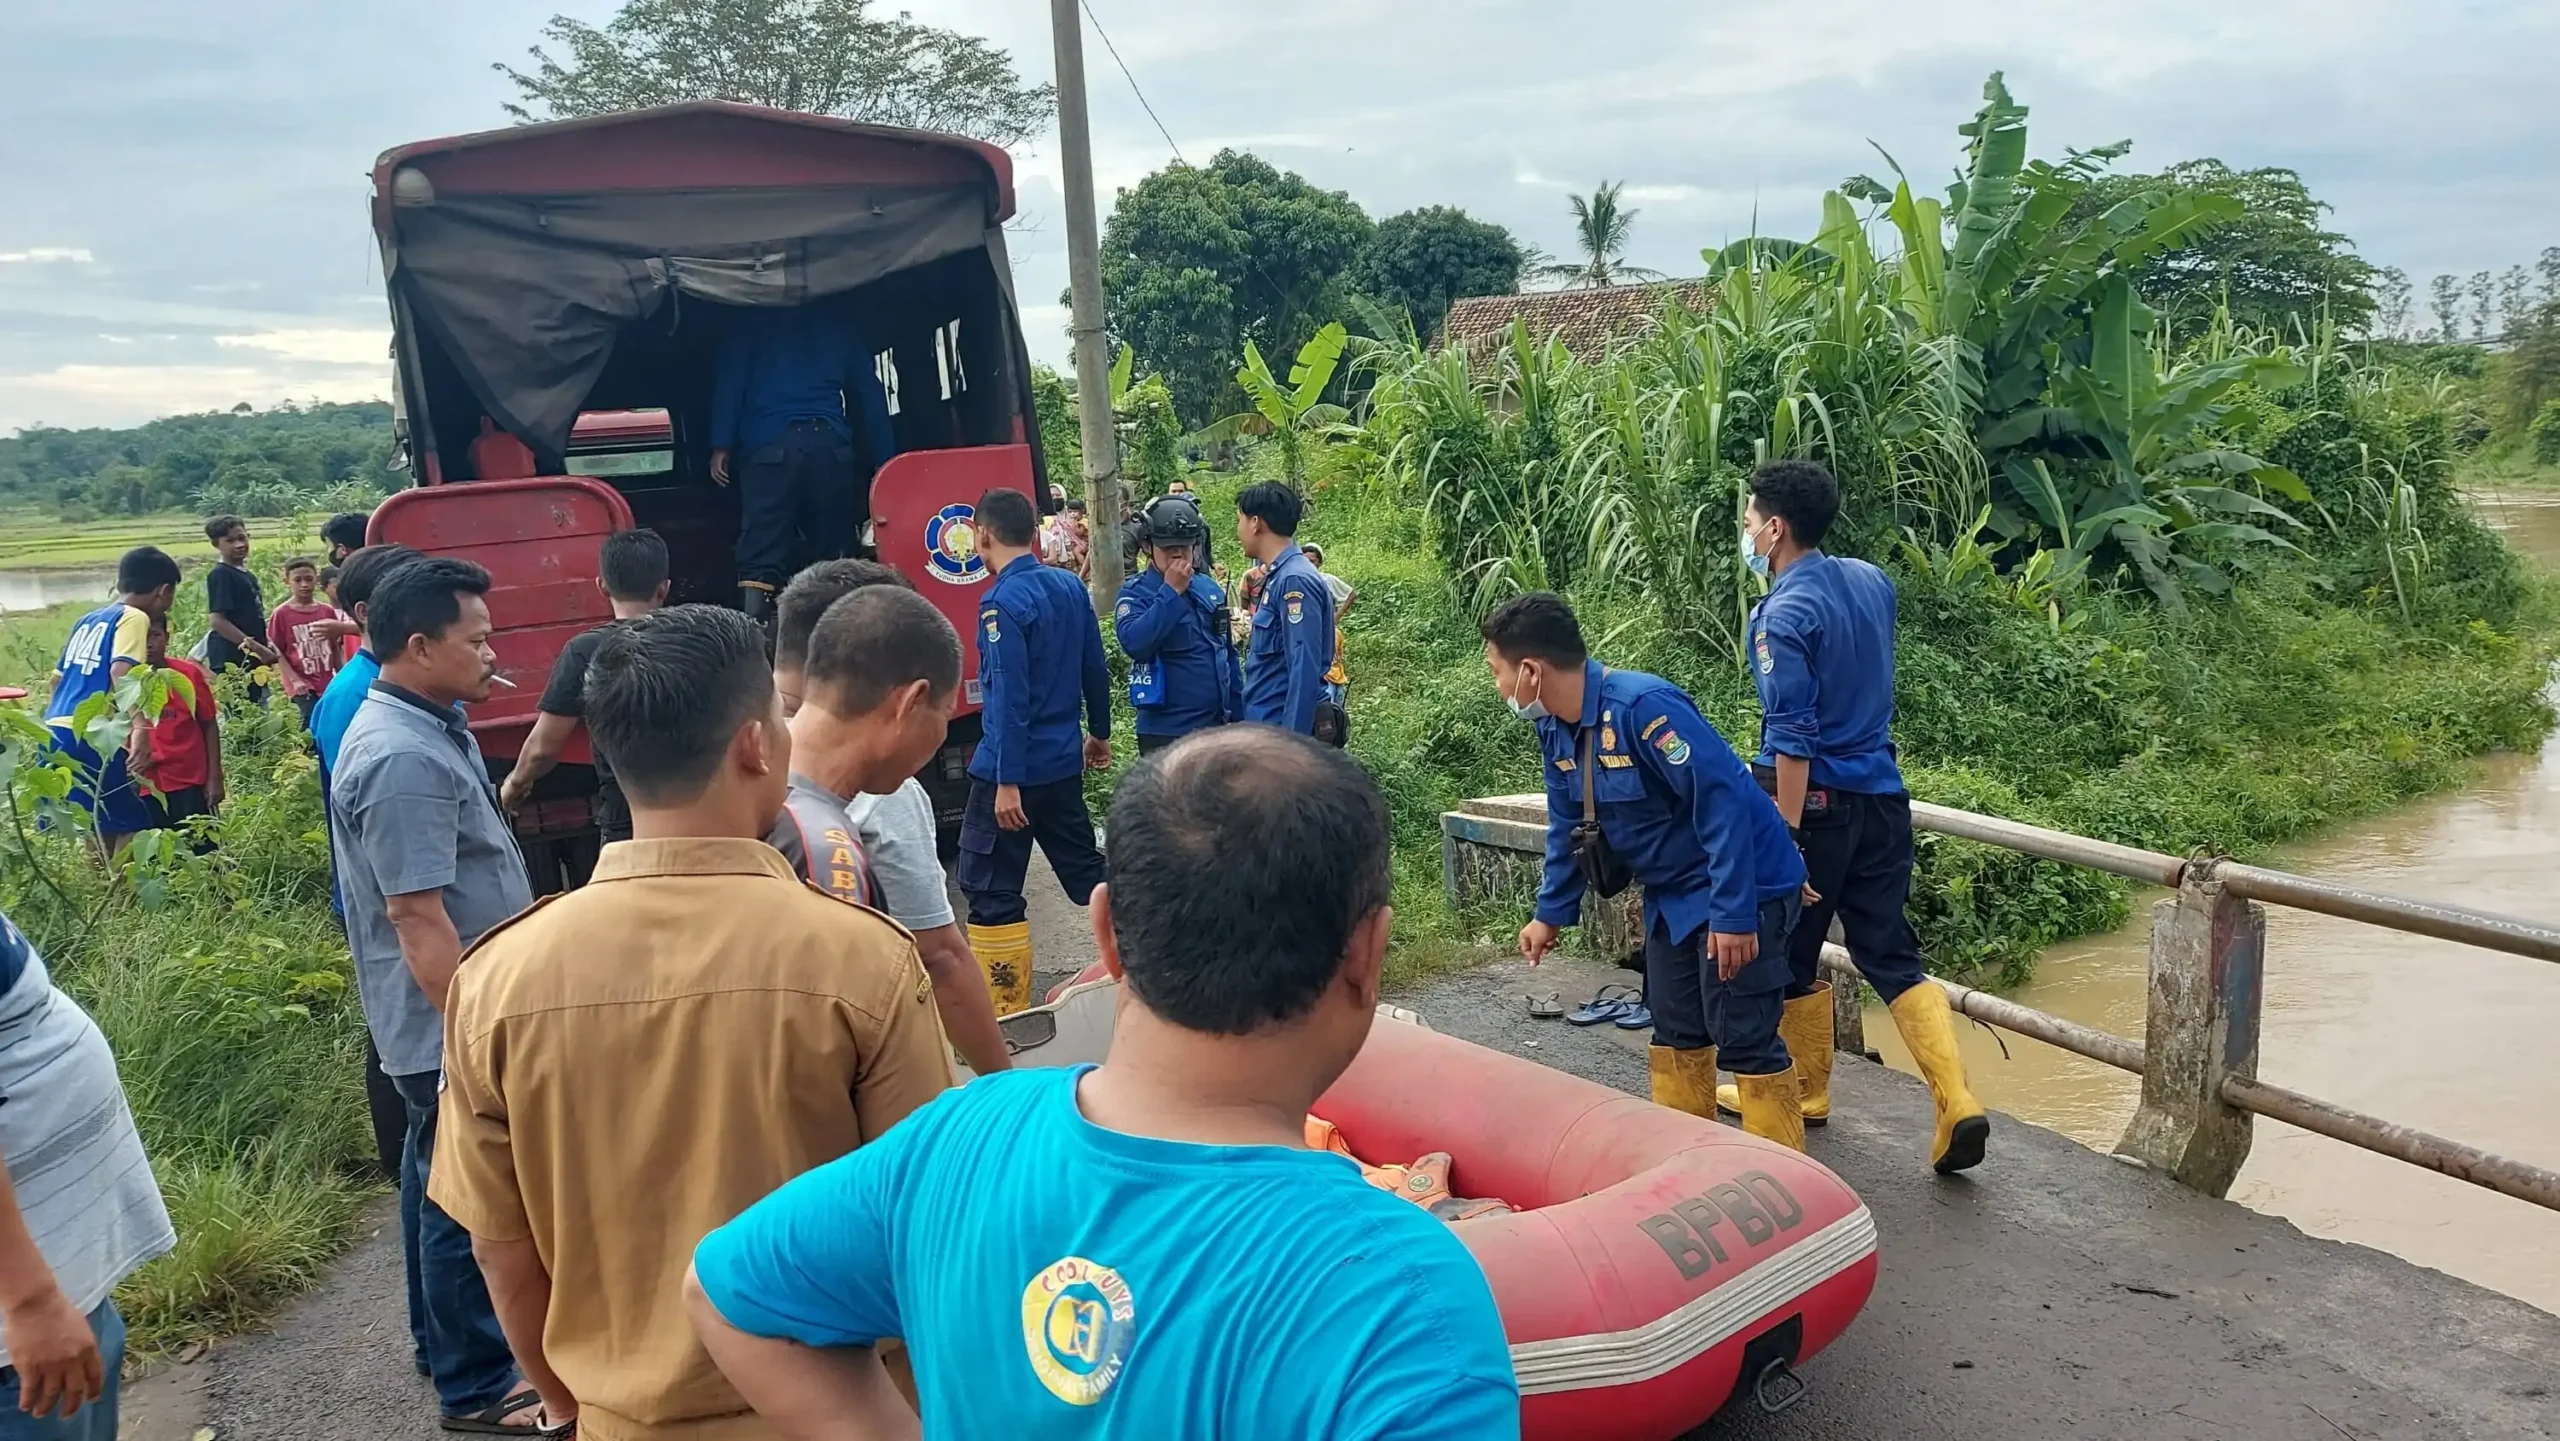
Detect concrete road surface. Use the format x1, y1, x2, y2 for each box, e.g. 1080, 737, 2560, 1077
127, 864, 2560, 1439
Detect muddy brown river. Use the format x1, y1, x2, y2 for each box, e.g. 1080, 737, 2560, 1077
1865, 489, 2560, 1313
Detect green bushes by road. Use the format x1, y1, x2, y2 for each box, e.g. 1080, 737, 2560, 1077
0, 557, 375, 1356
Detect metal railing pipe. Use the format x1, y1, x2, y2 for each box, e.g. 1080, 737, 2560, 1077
1910, 801, 2188, 889
2219, 1075, 2560, 1214
1818, 945, 2145, 1075
2214, 862, 2560, 965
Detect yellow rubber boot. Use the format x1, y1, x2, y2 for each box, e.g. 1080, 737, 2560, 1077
968, 921, 1034, 1017
1888, 983, 1990, 1173
1717, 983, 1835, 1126
1731, 1066, 1807, 1152
1648, 1044, 1717, 1119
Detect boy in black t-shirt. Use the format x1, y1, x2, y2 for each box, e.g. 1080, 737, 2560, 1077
497, 529, 670, 844
202, 514, 277, 701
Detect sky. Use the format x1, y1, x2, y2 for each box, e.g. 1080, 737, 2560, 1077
2, 0, 2555, 435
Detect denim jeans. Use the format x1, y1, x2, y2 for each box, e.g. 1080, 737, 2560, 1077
0, 1298, 123, 1441
391, 1068, 519, 1416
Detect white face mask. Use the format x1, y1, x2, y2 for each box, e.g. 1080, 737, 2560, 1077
1507, 663, 1549, 722
1742, 518, 1774, 579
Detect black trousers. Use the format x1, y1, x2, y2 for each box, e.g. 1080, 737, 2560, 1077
735, 423, 867, 588
954, 775, 1107, 927
1787, 788, 1928, 1004
1645, 894, 1799, 1073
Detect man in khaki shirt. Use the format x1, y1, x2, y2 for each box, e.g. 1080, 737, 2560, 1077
432, 605, 951, 1440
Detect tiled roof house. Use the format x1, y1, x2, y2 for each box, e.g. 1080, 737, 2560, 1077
1436, 281, 1712, 360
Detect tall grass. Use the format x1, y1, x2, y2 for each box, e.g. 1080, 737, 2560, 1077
0, 544, 375, 1356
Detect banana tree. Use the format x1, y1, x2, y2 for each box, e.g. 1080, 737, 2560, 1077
2005, 274, 2307, 609
1864, 73, 2243, 533
1191, 322, 1353, 484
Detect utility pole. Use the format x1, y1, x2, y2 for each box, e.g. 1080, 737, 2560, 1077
1049, 0, 1125, 616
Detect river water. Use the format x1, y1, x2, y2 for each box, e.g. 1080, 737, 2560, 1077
1866, 490, 2560, 1314
0, 569, 111, 614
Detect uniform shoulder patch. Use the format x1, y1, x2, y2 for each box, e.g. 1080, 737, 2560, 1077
1286, 594, 1304, 624
1640, 715, 1667, 741
1653, 728, 1692, 766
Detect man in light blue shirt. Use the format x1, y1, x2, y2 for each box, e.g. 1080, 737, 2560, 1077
687, 727, 1519, 1440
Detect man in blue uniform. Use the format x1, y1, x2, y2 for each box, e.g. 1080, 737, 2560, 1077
960, 486, 1113, 1016
1487, 593, 1810, 1149
708, 301, 900, 623
45, 547, 183, 851
1234, 482, 1334, 737
1728, 460, 1987, 1174
1115, 494, 1242, 756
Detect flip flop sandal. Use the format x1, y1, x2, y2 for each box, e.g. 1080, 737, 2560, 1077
1526, 990, 1565, 1020
442, 1390, 551, 1436
1612, 1000, 1655, 1030
1566, 984, 1640, 1026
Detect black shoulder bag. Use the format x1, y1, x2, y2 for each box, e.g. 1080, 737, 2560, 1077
1569, 724, 1631, 897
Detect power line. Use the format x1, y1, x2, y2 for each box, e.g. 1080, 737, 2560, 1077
1079, 0, 1186, 167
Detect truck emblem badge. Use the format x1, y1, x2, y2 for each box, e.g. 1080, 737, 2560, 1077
925, 503, 984, 585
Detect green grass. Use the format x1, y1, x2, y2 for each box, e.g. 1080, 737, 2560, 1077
0, 510, 302, 571
0, 538, 377, 1358
2461, 451, 2560, 494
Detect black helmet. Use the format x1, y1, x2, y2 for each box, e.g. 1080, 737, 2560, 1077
1141, 494, 1207, 549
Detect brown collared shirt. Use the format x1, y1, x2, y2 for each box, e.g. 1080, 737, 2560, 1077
430, 837, 952, 1441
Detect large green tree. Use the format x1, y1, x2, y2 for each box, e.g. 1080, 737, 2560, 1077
1095, 152, 1372, 427
1350, 206, 1525, 337
495, 0, 1054, 144
2071, 160, 2378, 337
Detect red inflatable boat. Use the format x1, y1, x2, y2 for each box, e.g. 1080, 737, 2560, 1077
989, 979, 1878, 1437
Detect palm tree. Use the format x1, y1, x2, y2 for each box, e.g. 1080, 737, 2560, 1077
1531, 181, 1666, 290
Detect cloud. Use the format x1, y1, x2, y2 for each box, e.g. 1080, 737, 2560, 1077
215, 327, 392, 367
0, 362, 389, 435
4, 0, 2554, 410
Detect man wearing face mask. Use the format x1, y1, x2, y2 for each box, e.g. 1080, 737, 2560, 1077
1729, 460, 1987, 1175
1486, 593, 1810, 1150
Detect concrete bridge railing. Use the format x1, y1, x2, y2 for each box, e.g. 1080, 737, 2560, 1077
1441, 796, 2560, 1213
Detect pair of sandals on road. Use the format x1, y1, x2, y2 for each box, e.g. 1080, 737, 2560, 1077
1526, 982, 1651, 1030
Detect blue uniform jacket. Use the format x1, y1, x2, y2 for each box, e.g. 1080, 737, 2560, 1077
1242, 544, 1334, 735
709, 305, 899, 464
1750, 552, 1904, 795
970, 554, 1112, 787
1115, 567, 1242, 738
1534, 661, 1806, 942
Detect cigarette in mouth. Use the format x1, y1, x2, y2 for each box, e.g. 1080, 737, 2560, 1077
489, 674, 518, 688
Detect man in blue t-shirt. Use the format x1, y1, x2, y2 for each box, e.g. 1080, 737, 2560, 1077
688, 727, 1520, 1440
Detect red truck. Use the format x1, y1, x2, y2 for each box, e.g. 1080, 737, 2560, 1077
366, 101, 1056, 885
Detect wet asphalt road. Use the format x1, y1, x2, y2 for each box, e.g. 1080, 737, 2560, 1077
130, 860, 2560, 1439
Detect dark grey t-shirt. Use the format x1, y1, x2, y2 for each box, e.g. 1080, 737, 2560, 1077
537, 626, 627, 840
766, 773, 878, 910
329, 683, 535, 1076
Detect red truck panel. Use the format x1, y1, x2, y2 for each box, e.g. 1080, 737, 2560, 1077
869, 443, 1038, 713
369, 476, 634, 762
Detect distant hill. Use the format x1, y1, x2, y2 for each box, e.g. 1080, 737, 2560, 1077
0, 401, 400, 520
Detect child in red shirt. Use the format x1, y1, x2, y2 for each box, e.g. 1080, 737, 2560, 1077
141, 616, 222, 835
267, 556, 348, 727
